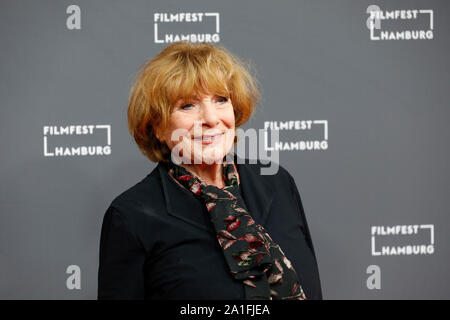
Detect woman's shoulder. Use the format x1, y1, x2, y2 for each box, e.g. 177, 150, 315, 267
106, 165, 163, 218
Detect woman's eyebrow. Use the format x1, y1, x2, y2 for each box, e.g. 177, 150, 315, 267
176, 93, 221, 106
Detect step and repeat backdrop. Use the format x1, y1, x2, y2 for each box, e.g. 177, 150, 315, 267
1, 0, 449, 299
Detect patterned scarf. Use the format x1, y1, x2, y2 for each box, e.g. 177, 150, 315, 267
165, 154, 306, 300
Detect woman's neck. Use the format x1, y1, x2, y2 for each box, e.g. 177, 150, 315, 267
179, 162, 225, 188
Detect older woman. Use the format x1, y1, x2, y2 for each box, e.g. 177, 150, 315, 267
98, 41, 322, 300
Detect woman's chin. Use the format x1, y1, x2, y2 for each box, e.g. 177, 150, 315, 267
188, 145, 231, 164
192, 151, 226, 165
189, 141, 232, 164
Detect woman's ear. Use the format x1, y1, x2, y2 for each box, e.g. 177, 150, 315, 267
154, 126, 165, 143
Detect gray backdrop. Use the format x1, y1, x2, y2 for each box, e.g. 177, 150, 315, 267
1, 0, 449, 299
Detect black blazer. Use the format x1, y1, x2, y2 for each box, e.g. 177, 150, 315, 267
98, 155, 323, 300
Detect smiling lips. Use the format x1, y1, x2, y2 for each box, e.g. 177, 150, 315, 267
192, 132, 223, 144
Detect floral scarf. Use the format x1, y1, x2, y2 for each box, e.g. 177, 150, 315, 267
165, 154, 306, 300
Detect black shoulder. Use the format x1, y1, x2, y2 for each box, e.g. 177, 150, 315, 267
108, 165, 161, 216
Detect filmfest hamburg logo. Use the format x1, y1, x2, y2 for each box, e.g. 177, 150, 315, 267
154, 12, 220, 43
371, 224, 434, 256
366, 5, 434, 41
43, 125, 111, 157
263, 120, 328, 151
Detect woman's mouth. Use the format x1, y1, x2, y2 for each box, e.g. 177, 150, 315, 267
192, 132, 223, 145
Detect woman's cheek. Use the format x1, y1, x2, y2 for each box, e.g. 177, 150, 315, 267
223, 128, 235, 152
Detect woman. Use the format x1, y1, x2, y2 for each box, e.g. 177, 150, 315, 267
98, 41, 322, 300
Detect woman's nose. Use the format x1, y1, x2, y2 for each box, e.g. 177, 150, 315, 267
199, 101, 220, 126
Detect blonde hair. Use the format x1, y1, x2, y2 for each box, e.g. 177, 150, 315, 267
127, 41, 261, 162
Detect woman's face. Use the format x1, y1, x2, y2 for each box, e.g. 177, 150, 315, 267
158, 93, 235, 164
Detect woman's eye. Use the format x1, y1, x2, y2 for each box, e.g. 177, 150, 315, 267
217, 96, 228, 103
181, 103, 194, 110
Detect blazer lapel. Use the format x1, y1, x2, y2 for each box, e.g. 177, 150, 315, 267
234, 154, 275, 227
157, 154, 275, 232
158, 161, 214, 233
